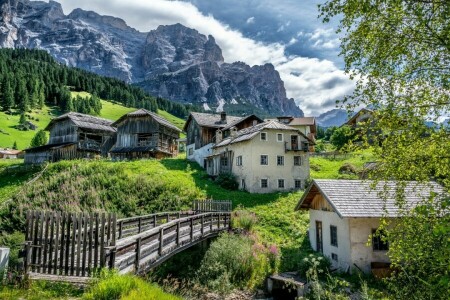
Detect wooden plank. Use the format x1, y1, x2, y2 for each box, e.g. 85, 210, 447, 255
47, 212, 55, 273
59, 212, 66, 274
42, 212, 50, 273
32, 211, 39, 272
135, 237, 141, 273
190, 218, 194, 241
159, 228, 164, 256
25, 211, 31, 241
82, 213, 88, 277
65, 212, 71, 276
53, 212, 60, 275
70, 213, 76, 276
100, 213, 106, 267
76, 213, 82, 276
94, 213, 99, 269
88, 213, 94, 274
37, 211, 45, 273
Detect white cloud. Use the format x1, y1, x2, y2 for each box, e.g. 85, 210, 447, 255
50, 0, 353, 115
246, 17, 255, 24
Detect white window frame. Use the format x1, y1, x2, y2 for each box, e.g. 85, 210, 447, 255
277, 155, 284, 166
236, 155, 243, 166
260, 132, 267, 141
294, 155, 302, 166
261, 178, 268, 188
294, 179, 302, 189
278, 179, 285, 189
277, 133, 283, 142
260, 154, 268, 166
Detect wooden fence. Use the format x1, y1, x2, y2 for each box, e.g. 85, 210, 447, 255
24, 211, 116, 277
193, 200, 232, 212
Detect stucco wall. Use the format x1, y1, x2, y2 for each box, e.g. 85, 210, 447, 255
187, 143, 214, 167
309, 210, 352, 271
216, 129, 310, 193
348, 218, 390, 273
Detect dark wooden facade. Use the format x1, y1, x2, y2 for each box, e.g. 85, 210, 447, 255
25, 113, 116, 164
184, 112, 263, 149
110, 109, 181, 160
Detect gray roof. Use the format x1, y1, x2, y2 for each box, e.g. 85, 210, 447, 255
295, 179, 446, 218
113, 109, 181, 132
187, 112, 243, 129
46, 112, 116, 132
221, 114, 263, 131
215, 120, 306, 147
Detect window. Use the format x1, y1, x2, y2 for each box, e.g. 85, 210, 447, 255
294, 156, 302, 166
277, 155, 284, 166
208, 160, 212, 168
260, 132, 267, 141
277, 133, 283, 142
331, 253, 338, 261
295, 180, 302, 189
188, 148, 193, 156
260, 155, 268, 165
372, 229, 389, 251
261, 179, 268, 188
236, 155, 242, 166
330, 225, 338, 247
241, 179, 246, 190
220, 157, 228, 167
278, 179, 285, 188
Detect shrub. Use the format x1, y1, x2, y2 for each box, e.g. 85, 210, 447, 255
197, 232, 279, 294
215, 173, 239, 190
231, 210, 257, 232
338, 162, 357, 175
83, 270, 181, 300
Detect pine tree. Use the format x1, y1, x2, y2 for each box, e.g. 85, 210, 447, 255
38, 82, 45, 109
1, 77, 14, 111
30, 130, 47, 147
12, 141, 17, 150
19, 113, 26, 125
31, 79, 40, 109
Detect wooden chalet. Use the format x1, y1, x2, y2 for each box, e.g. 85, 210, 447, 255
24, 112, 116, 164
183, 112, 263, 149
110, 109, 181, 159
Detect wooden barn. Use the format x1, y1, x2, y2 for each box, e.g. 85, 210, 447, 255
110, 109, 181, 160
24, 112, 116, 164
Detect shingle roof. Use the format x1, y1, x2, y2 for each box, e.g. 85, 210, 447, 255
46, 112, 116, 132
295, 179, 446, 218
288, 117, 316, 126
186, 112, 243, 130
113, 109, 181, 132
221, 114, 263, 131
215, 120, 304, 147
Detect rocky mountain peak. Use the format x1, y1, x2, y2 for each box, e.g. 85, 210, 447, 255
0, 0, 304, 117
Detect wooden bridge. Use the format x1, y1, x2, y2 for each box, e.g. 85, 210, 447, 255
22, 200, 232, 282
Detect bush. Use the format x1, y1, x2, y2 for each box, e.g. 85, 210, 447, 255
338, 163, 357, 175
215, 173, 239, 190
83, 270, 181, 300
231, 210, 257, 232
197, 232, 279, 294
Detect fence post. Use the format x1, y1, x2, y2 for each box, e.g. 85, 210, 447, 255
201, 215, 204, 236
23, 242, 31, 275
176, 221, 180, 246
190, 218, 194, 241
159, 227, 164, 256
153, 215, 157, 227
118, 221, 123, 239
135, 238, 141, 273
138, 218, 142, 234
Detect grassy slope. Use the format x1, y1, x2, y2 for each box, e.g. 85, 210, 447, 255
0, 92, 186, 150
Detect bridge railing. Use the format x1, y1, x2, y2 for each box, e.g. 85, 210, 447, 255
114, 212, 230, 274
192, 200, 232, 212
116, 211, 195, 240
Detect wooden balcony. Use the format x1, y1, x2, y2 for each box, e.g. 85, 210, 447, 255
285, 142, 309, 152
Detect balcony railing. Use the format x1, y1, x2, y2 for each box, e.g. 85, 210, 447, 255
285, 142, 309, 152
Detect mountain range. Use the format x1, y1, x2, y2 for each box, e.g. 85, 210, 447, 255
0, 0, 303, 117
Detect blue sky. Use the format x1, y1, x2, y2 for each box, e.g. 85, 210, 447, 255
53, 0, 355, 116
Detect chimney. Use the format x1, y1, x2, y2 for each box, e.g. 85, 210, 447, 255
220, 111, 227, 123
216, 129, 223, 144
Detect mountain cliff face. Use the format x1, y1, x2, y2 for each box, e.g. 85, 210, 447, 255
0, 0, 303, 117
316, 109, 348, 127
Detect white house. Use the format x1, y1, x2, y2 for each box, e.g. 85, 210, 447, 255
206, 120, 312, 193
295, 179, 445, 273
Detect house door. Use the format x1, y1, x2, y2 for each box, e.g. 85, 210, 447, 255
316, 221, 323, 253
291, 135, 298, 150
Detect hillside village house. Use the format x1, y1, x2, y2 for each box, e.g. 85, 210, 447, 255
0, 149, 22, 159
25, 112, 116, 164
295, 179, 445, 274
110, 109, 181, 159
275, 117, 317, 152
344, 108, 374, 128
206, 120, 312, 193
184, 112, 262, 167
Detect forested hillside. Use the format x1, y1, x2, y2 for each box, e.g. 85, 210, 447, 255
0, 49, 196, 118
